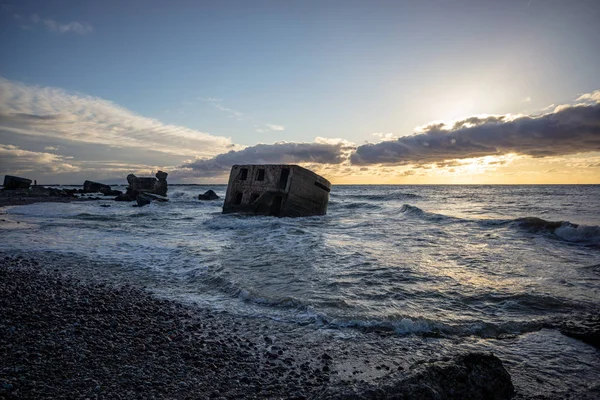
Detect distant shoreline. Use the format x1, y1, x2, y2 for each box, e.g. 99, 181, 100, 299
3, 183, 600, 188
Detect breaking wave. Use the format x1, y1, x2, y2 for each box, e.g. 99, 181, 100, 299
397, 205, 600, 246
512, 217, 600, 245
399, 204, 458, 222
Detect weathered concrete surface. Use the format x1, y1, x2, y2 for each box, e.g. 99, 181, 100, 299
3, 175, 32, 190
222, 164, 330, 217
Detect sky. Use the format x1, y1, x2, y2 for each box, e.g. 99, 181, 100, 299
1, 0, 599, 184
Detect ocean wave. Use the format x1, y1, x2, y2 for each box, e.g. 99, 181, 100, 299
340, 192, 422, 201
399, 204, 456, 222
396, 205, 600, 246
201, 214, 284, 230
511, 217, 600, 245
73, 213, 117, 221
307, 314, 558, 339
330, 201, 381, 210
462, 291, 582, 313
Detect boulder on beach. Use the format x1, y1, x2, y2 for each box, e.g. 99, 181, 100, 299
3, 175, 32, 190
198, 190, 219, 200
332, 352, 515, 400
83, 180, 111, 193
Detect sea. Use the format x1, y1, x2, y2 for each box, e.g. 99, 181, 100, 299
2, 184, 600, 397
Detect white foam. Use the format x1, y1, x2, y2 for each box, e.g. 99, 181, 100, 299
555, 223, 600, 245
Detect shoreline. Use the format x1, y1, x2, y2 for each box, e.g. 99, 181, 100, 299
1, 191, 598, 399
0, 196, 79, 207
0, 253, 518, 399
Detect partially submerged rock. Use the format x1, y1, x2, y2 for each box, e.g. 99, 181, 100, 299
136, 193, 153, 207
198, 190, 219, 200
154, 171, 168, 196
99, 187, 122, 196
114, 193, 134, 202
0, 186, 77, 204
3, 175, 32, 190
124, 171, 169, 202
81, 181, 123, 196
333, 352, 515, 400
83, 180, 111, 193
560, 314, 600, 348
135, 191, 169, 207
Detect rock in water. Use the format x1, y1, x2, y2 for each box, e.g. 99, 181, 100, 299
83, 180, 111, 193
114, 193, 133, 201
198, 190, 219, 200
560, 314, 600, 348
99, 187, 123, 196
126, 174, 136, 186
3, 175, 32, 190
154, 170, 168, 196
155, 170, 168, 181
132, 177, 158, 192
136, 193, 153, 207
142, 192, 169, 202
122, 172, 169, 203
332, 352, 515, 400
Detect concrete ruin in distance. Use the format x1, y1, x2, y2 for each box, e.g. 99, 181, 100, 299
222, 165, 331, 217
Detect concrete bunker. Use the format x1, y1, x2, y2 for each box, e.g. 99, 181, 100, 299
222, 165, 331, 217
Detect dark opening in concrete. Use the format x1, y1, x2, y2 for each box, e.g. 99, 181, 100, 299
256, 169, 265, 181
314, 181, 331, 193
234, 192, 243, 205
270, 196, 283, 216
240, 168, 248, 181
250, 193, 260, 203
279, 168, 290, 190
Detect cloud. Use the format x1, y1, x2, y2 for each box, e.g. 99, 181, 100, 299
178, 140, 353, 177
266, 124, 285, 131
351, 98, 600, 166
524, 96, 532, 103
372, 132, 398, 142
0, 77, 237, 159
255, 124, 286, 133
22, 13, 93, 35
44, 19, 93, 34
577, 90, 600, 104
0, 144, 79, 175
201, 98, 244, 118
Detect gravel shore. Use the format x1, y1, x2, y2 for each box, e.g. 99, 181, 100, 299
0, 253, 519, 399
1, 254, 338, 399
